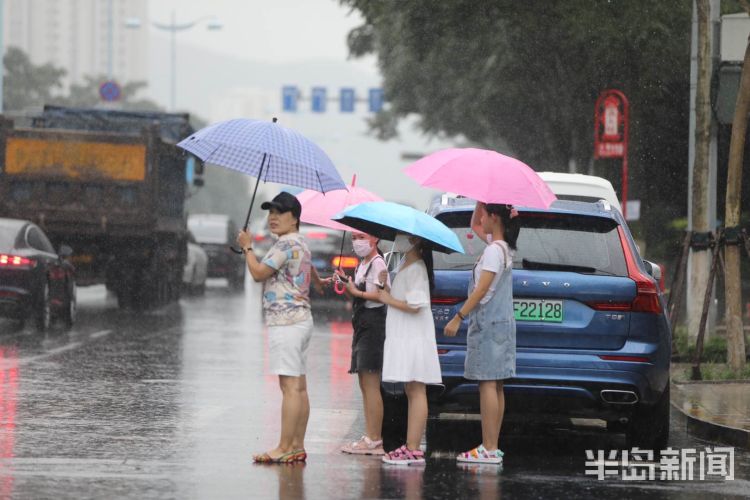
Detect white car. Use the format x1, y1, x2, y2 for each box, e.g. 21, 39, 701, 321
183, 232, 208, 295
538, 172, 622, 212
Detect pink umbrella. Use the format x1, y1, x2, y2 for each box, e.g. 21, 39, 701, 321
404, 148, 557, 208
296, 175, 383, 294
296, 175, 383, 231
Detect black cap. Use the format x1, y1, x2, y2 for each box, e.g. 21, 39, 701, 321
261, 191, 302, 219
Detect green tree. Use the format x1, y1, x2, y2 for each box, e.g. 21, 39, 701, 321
52, 75, 161, 111
3, 46, 66, 111
343, 0, 692, 260
3, 47, 161, 112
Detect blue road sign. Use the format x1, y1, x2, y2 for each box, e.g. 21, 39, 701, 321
340, 88, 355, 113
99, 80, 121, 102
311, 87, 327, 113
368, 88, 384, 113
282, 86, 298, 112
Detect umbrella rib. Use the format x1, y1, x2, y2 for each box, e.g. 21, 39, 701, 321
201, 141, 224, 164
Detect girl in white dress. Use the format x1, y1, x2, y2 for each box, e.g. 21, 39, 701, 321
377, 233, 441, 465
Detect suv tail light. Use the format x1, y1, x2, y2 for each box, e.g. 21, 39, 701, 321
617, 226, 662, 314
0, 254, 36, 270
332, 256, 358, 269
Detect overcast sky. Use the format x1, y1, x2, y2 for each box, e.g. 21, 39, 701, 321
145, 0, 455, 211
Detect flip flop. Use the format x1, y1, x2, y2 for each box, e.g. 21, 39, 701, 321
253, 450, 298, 464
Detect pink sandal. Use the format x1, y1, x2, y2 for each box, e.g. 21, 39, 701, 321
382, 445, 426, 466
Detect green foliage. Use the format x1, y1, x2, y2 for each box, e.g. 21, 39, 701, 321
342, 0, 693, 264
2, 47, 161, 112
674, 329, 728, 363
3, 47, 66, 111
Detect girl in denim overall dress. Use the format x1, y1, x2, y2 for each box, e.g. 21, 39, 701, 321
444, 202, 520, 465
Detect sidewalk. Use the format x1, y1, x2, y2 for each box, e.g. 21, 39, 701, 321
671, 380, 750, 449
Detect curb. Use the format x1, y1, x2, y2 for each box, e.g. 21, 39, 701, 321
670, 384, 750, 450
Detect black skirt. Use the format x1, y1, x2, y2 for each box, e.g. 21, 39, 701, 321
349, 305, 387, 373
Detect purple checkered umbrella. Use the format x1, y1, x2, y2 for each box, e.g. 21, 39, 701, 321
177, 117, 346, 250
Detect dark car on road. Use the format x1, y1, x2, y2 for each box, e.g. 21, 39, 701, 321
382, 197, 671, 451
188, 214, 245, 290
0, 218, 76, 331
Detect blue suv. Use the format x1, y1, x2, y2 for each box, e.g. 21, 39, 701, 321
382, 197, 671, 451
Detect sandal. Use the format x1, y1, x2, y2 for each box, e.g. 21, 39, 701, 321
382, 445, 426, 466
456, 444, 503, 465
252, 450, 298, 464
341, 436, 385, 455
291, 449, 307, 462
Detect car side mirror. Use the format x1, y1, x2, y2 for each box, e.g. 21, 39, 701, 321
643, 260, 662, 281
59, 244, 73, 258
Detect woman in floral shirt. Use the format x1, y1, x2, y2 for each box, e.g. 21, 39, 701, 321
237, 191, 328, 464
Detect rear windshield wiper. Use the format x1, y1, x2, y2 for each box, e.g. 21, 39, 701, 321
521, 258, 614, 275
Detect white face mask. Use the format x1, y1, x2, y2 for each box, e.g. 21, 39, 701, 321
393, 234, 414, 253
352, 239, 373, 257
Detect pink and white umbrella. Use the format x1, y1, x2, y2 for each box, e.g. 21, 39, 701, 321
296, 175, 383, 294
404, 148, 556, 209
295, 175, 383, 231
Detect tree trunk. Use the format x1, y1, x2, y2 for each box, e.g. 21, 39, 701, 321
688, 0, 712, 342
723, 29, 750, 373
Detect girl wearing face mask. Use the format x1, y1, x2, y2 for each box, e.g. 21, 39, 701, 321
337, 232, 390, 456
443, 202, 520, 465
376, 233, 441, 466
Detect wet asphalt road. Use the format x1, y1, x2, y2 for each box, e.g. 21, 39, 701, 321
0, 279, 748, 499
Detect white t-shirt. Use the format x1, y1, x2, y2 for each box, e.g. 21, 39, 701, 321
354, 255, 390, 308
473, 240, 512, 305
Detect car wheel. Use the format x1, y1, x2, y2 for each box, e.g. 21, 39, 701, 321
626, 384, 670, 452
381, 391, 408, 451
34, 282, 52, 332
62, 282, 76, 329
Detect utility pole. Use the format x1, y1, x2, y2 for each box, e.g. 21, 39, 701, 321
723, 2, 750, 373
687, 0, 717, 341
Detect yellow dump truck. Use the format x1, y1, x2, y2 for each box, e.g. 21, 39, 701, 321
0, 106, 201, 309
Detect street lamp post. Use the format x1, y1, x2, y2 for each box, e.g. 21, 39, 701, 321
127, 10, 221, 111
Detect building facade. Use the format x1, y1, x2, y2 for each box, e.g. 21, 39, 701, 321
3, 0, 149, 88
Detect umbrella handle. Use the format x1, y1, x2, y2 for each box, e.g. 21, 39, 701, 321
231, 153, 268, 255
334, 280, 347, 295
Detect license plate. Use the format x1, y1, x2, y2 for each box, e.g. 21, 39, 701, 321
514, 299, 564, 322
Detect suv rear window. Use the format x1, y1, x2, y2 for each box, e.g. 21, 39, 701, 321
433, 211, 628, 277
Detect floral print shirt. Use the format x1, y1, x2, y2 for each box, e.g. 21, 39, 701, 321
261, 232, 312, 326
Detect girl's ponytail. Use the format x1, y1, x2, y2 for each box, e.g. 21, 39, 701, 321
485, 204, 520, 250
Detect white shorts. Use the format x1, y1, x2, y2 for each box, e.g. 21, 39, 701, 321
267, 317, 314, 376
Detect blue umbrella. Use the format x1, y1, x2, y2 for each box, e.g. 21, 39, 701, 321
178, 118, 346, 251
333, 201, 465, 254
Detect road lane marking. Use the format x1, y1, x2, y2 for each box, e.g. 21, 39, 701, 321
17, 342, 83, 365
10, 330, 112, 366
89, 329, 112, 339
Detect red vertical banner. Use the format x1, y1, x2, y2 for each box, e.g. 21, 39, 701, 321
594, 90, 629, 218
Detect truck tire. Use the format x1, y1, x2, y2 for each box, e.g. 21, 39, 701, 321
34, 281, 52, 332
62, 281, 76, 329
626, 384, 670, 452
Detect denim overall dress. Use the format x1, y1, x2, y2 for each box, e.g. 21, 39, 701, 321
464, 241, 517, 381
